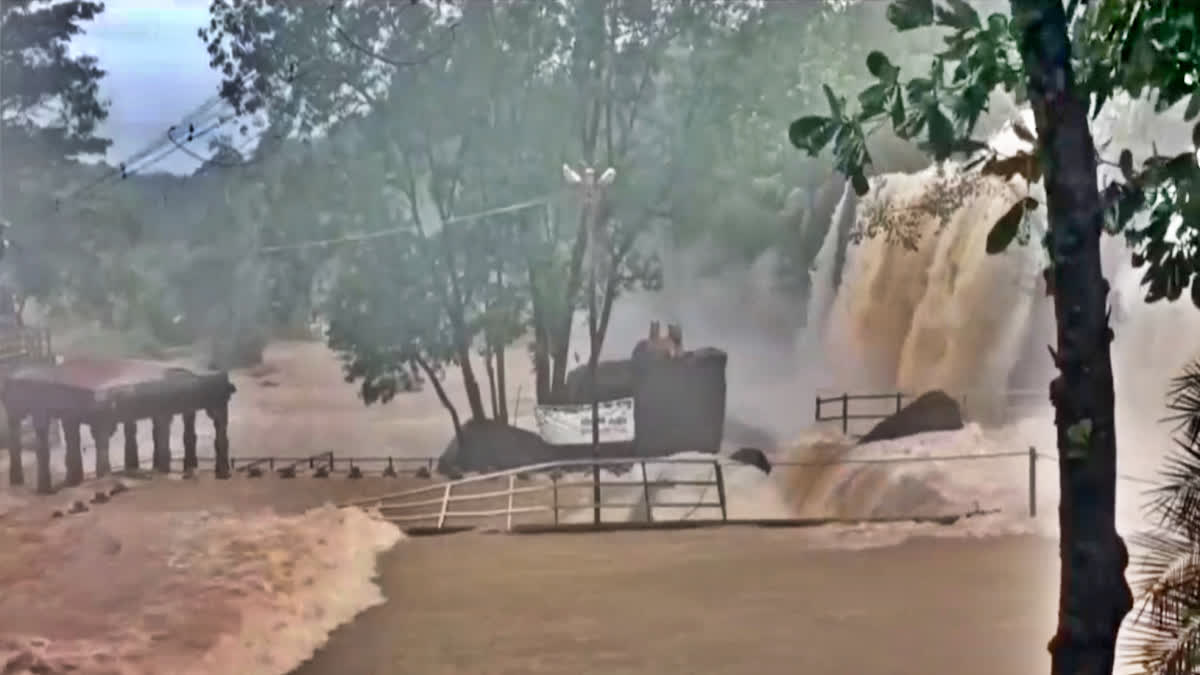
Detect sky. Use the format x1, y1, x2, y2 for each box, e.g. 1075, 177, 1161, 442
68, 0, 222, 175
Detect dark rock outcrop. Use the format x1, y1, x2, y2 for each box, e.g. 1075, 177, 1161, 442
437, 419, 555, 476
729, 447, 771, 475
858, 390, 964, 445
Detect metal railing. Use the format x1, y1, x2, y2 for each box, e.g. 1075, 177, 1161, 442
341, 456, 730, 532
31, 443, 1162, 535
814, 389, 1046, 436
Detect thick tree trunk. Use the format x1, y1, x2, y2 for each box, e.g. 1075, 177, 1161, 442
1010, 2, 1133, 674
456, 344, 488, 422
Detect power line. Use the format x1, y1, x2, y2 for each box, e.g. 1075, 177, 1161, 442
258, 191, 563, 254
49, 57, 326, 214
49, 2, 459, 215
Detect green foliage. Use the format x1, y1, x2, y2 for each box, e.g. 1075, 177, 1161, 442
788, 0, 1200, 313
0, 0, 111, 160
324, 232, 450, 405
0, 1, 113, 315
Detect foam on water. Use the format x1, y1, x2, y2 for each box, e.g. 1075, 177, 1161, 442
0, 497, 402, 675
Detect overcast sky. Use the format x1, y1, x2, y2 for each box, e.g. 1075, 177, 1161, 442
69, 0, 220, 175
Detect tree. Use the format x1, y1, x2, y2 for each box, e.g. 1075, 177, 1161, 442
788, 1, 1199, 672
200, 0, 762, 420
0, 0, 112, 319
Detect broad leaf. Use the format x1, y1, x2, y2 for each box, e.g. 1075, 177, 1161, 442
1186, 92, 1200, 122
935, 0, 981, 30
1011, 121, 1036, 144
981, 151, 1043, 183
823, 84, 845, 120
1119, 149, 1135, 181
866, 51, 899, 82
986, 196, 1038, 254
850, 170, 870, 197
886, 0, 935, 31
788, 116, 837, 155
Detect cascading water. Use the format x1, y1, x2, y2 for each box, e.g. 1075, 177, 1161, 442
804, 179, 854, 335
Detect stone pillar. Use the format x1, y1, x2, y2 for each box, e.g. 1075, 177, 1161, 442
207, 403, 230, 479
123, 420, 139, 471
33, 412, 51, 494
6, 407, 23, 487
151, 415, 171, 473
181, 411, 197, 472
91, 419, 114, 478
62, 418, 83, 487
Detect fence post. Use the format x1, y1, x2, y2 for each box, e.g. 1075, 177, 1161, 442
640, 461, 654, 523
1028, 446, 1037, 518
714, 461, 728, 522
506, 474, 516, 532
841, 393, 849, 435
328, 453, 335, 471
552, 474, 560, 526
437, 483, 452, 529
896, 392, 903, 414
814, 395, 821, 423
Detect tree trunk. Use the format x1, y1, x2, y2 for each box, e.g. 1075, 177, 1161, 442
527, 247, 553, 404
496, 341, 509, 424
456, 343, 488, 422
483, 345, 499, 419
1010, 2, 1133, 673
415, 355, 464, 451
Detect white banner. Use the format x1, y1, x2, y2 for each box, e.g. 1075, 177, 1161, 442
534, 397, 636, 446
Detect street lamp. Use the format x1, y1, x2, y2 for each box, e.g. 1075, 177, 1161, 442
563, 163, 616, 526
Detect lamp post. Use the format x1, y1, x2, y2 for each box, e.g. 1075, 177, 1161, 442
563, 163, 616, 526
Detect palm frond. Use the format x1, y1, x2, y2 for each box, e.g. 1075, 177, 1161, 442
1165, 361, 1200, 454
1145, 438, 1200, 541
1125, 358, 1200, 673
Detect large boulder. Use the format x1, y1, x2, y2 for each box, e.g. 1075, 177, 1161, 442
437, 419, 555, 476
729, 447, 771, 475
858, 390, 964, 445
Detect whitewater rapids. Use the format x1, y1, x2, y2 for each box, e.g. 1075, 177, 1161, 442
0, 482, 401, 675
